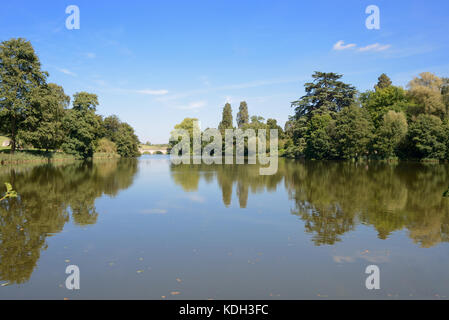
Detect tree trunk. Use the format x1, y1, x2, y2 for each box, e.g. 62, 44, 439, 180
10, 116, 16, 154
10, 134, 16, 154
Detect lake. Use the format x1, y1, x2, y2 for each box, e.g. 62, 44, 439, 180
0, 155, 448, 299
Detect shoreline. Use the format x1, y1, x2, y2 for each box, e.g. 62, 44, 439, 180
0, 151, 122, 166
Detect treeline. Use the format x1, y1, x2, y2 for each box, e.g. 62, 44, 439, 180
0, 38, 140, 159
170, 101, 286, 153
284, 71, 449, 161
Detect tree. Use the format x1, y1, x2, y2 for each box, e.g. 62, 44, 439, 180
72, 92, 98, 112
266, 118, 285, 139
283, 117, 307, 158
61, 92, 100, 159
20, 83, 70, 151
169, 118, 200, 154
0, 38, 48, 153
218, 103, 233, 130
236, 101, 249, 128
114, 122, 140, 157
442, 77, 449, 114
374, 73, 392, 91
305, 113, 334, 159
407, 114, 446, 160
334, 105, 374, 160
173, 117, 200, 138
360, 86, 409, 128
102, 115, 121, 141
374, 111, 408, 158
291, 72, 357, 119
409, 72, 443, 90
407, 72, 445, 119
96, 138, 117, 154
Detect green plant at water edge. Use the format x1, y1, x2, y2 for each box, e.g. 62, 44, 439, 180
443, 186, 449, 197
0, 182, 17, 201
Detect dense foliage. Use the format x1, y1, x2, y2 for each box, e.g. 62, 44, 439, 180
284, 71, 449, 161
0, 38, 139, 159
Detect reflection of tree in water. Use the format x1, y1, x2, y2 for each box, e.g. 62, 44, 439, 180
170, 163, 284, 208
0, 159, 138, 284
171, 159, 449, 247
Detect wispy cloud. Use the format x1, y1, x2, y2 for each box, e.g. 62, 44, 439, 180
332, 41, 391, 53
184, 194, 206, 203
157, 76, 307, 102
136, 89, 169, 95
85, 52, 96, 59
58, 68, 77, 76
176, 101, 207, 110
333, 40, 356, 51
358, 43, 391, 52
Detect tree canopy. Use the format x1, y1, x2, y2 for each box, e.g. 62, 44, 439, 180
291, 72, 357, 119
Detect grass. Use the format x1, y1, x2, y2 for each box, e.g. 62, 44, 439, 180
0, 149, 76, 165
0, 136, 10, 147
0, 149, 120, 165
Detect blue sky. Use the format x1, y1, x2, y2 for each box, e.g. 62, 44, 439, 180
1, 0, 448, 143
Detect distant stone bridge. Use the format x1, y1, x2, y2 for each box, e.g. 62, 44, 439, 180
139, 148, 169, 155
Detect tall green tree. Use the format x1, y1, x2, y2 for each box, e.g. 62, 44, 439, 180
407, 72, 446, 119
20, 83, 70, 151
374, 110, 408, 158
236, 101, 249, 128
72, 92, 98, 112
305, 113, 335, 159
291, 72, 357, 119
218, 103, 233, 130
266, 118, 285, 139
334, 105, 374, 160
0, 38, 48, 153
102, 115, 122, 141
407, 114, 446, 160
360, 86, 409, 128
61, 92, 100, 159
374, 73, 392, 91
114, 122, 140, 157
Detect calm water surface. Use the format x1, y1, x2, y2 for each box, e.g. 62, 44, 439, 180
1, 155, 449, 299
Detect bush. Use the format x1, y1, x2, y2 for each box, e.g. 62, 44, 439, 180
408, 114, 446, 160
96, 138, 117, 154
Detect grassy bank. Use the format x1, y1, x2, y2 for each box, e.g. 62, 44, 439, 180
0, 149, 120, 165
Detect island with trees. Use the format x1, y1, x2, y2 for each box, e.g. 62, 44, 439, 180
171, 71, 449, 163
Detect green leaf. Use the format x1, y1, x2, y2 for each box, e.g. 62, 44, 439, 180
443, 187, 449, 197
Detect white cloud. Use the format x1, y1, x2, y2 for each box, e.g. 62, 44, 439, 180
136, 89, 169, 95
333, 40, 356, 51
157, 76, 307, 102
358, 43, 391, 52
86, 52, 96, 59
58, 68, 76, 76
177, 101, 206, 110
184, 194, 206, 203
